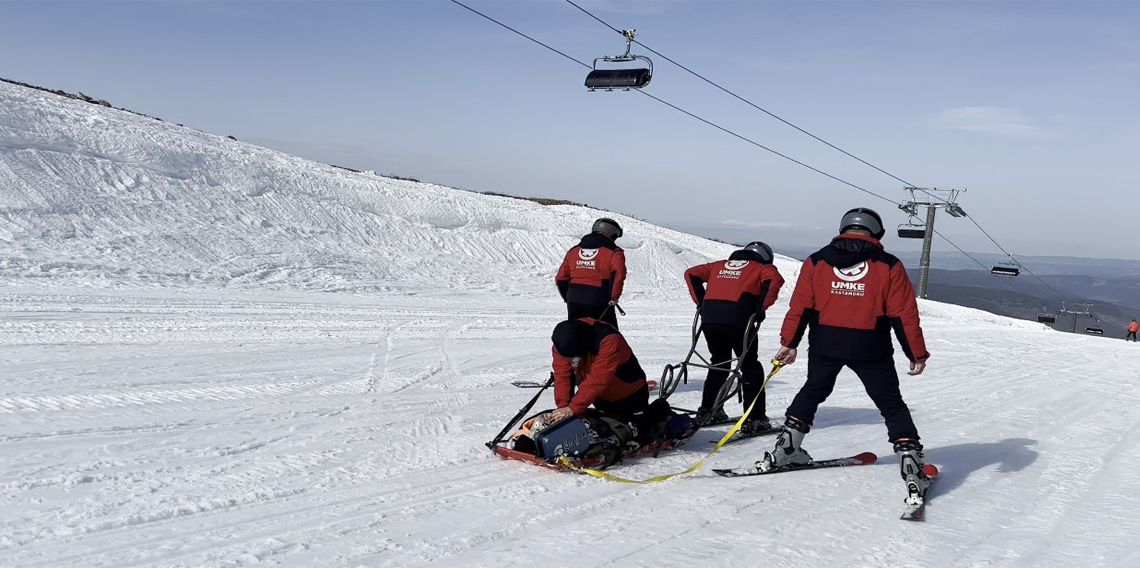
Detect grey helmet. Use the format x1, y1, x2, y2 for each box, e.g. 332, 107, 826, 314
742, 241, 774, 264
592, 217, 623, 239
839, 207, 885, 239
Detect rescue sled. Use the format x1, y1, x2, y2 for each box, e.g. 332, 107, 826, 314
492, 433, 694, 471
488, 398, 698, 472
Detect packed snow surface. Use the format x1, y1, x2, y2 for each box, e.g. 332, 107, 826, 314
2, 81, 1139, 568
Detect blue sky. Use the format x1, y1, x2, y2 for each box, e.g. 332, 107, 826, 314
1, 0, 1138, 263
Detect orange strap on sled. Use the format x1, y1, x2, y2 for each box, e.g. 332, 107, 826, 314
557, 360, 785, 483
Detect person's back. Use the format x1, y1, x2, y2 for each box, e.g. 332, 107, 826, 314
549, 318, 646, 421
765, 207, 932, 501
781, 231, 927, 364
556, 218, 626, 328
684, 241, 784, 431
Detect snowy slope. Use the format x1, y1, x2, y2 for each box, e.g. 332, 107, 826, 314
0, 80, 743, 296
2, 81, 1140, 568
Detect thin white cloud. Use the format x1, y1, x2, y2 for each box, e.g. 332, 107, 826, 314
721, 219, 819, 230
932, 106, 1058, 140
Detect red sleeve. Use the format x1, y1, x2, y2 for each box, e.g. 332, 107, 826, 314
760, 265, 785, 310
780, 259, 816, 348
568, 336, 623, 415
552, 346, 574, 408
684, 263, 713, 304
609, 249, 627, 301
886, 263, 929, 362
555, 249, 573, 283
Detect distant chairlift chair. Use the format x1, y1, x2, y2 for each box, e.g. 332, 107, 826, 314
585, 29, 653, 91
991, 255, 1021, 277
897, 221, 927, 239
1037, 313, 1057, 324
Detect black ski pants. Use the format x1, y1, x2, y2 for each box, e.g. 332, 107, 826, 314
700, 322, 765, 415
592, 383, 649, 423
567, 302, 618, 329
785, 351, 919, 442
1127, 331, 1137, 341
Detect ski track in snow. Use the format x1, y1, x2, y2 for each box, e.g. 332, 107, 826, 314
2, 292, 1139, 568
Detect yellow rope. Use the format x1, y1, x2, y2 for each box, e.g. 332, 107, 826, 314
557, 360, 785, 483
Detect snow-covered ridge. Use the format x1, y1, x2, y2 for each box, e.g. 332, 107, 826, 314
0, 81, 747, 295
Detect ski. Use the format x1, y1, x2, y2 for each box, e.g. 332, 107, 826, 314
712, 451, 877, 477
900, 464, 939, 522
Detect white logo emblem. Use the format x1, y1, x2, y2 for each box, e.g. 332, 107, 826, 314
833, 261, 869, 282
724, 260, 750, 270
578, 248, 599, 260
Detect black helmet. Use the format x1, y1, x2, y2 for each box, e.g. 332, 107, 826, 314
592, 218, 623, 239
552, 320, 593, 358
839, 207, 885, 239
741, 241, 774, 264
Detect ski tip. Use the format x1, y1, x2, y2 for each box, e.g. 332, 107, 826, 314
922, 463, 939, 477
854, 451, 878, 464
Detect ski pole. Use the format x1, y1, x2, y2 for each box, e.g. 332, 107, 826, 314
597, 302, 625, 323
486, 372, 555, 450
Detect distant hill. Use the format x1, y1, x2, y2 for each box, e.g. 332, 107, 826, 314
763, 242, 1140, 334
915, 267, 1139, 336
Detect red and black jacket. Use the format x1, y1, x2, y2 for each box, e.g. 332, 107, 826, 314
685, 250, 784, 327
555, 233, 626, 307
552, 318, 646, 415
780, 234, 929, 363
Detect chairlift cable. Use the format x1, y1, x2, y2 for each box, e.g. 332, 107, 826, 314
456, 0, 1076, 299
635, 90, 901, 206
564, 0, 947, 205
960, 213, 1067, 298
450, 0, 591, 71
451, 0, 900, 207
933, 229, 1048, 298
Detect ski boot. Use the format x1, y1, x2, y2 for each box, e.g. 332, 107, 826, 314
757, 417, 813, 471
895, 439, 930, 505
695, 406, 731, 427
739, 416, 773, 438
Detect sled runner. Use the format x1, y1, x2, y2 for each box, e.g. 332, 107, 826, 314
658, 308, 761, 420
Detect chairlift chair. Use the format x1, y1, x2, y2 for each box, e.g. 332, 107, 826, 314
585, 29, 653, 91
991, 255, 1020, 277
1085, 326, 1104, 335
1036, 313, 1057, 324
897, 222, 927, 239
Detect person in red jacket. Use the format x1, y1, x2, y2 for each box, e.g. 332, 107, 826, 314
547, 318, 648, 424
759, 208, 932, 495
556, 218, 627, 329
1128, 319, 1138, 341
684, 241, 784, 434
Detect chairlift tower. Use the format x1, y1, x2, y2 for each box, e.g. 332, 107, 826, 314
1059, 302, 1094, 334
898, 187, 967, 299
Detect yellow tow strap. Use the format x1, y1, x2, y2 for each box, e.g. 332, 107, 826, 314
557, 360, 785, 483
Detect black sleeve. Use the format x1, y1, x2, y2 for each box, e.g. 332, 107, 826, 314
688, 274, 707, 305
556, 280, 569, 301
754, 279, 772, 320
